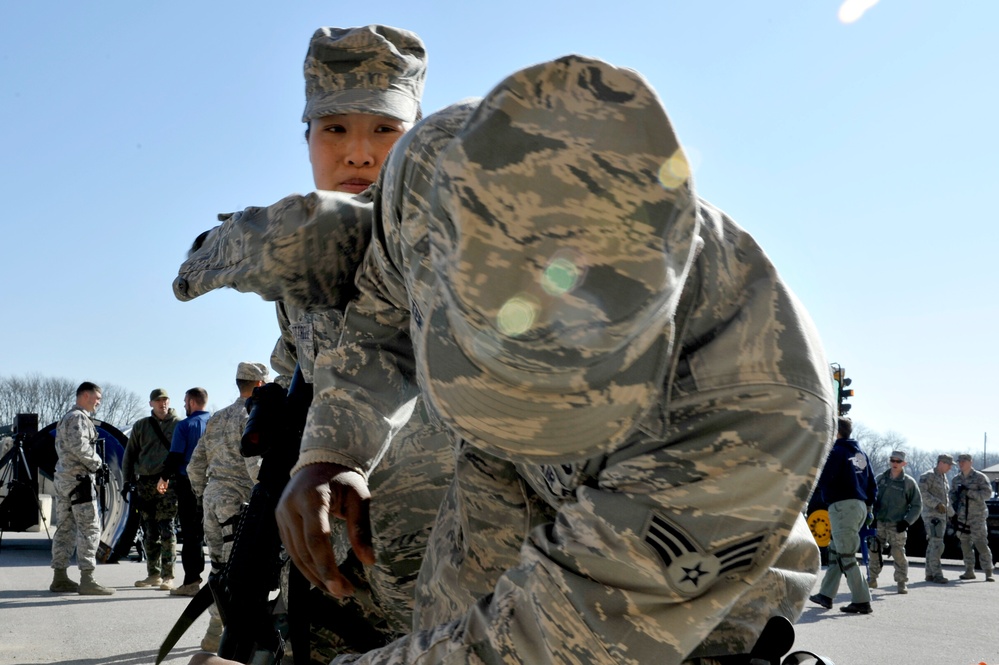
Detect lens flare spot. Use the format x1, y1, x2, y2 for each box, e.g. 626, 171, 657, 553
838, 0, 880, 24
658, 150, 691, 189
542, 257, 581, 296
497, 297, 538, 337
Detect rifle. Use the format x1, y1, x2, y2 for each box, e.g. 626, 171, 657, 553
156, 366, 312, 664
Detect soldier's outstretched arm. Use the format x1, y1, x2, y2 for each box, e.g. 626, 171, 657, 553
173, 189, 374, 307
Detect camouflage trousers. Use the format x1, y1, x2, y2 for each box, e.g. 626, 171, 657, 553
50, 471, 100, 572
137, 476, 178, 578
957, 518, 994, 573
868, 522, 909, 583
923, 514, 948, 577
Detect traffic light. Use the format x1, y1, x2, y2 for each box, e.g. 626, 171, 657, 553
831, 363, 854, 416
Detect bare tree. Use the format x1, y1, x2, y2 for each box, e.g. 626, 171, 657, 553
0, 374, 143, 429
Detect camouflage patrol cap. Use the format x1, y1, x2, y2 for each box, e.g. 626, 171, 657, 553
302, 25, 426, 124
235, 362, 269, 382
419, 55, 698, 462
890, 450, 906, 461
938, 454, 954, 465
957, 453, 973, 462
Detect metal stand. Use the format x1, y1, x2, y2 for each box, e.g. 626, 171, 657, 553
0, 429, 52, 550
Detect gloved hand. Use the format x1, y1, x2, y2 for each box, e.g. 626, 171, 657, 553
935, 503, 947, 514
120, 482, 136, 500
896, 520, 909, 533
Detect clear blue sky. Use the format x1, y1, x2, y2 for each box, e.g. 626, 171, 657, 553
2, 1, 996, 452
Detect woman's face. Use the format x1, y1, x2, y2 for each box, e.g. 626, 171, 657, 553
308, 113, 409, 193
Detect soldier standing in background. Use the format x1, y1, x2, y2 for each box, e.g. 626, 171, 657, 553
950, 452, 995, 581
868, 450, 921, 594
122, 388, 181, 590
188, 362, 268, 651
919, 453, 955, 584
159, 387, 210, 596
49, 382, 115, 596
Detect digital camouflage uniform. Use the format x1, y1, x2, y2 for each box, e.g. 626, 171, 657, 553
176, 56, 834, 664
869, 467, 921, 587
51, 405, 104, 573
188, 396, 260, 569
123, 409, 181, 579
918, 464, 954, 580
950, 463, 995, 578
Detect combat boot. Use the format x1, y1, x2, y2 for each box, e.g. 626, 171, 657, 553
49, 568, 79, 593
960, 569, 977, 580
897, 581, 907, 594
201, 616, 223, 652
135, 574, 162, 587
867, 577, 877, 589
78, 570, 115, 595
986, 571, 995, 582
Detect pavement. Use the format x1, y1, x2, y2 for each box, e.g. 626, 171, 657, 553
0, 529, 210, 665
3, 528, 998, 664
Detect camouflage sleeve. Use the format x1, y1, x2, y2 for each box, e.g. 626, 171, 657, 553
187, 420, 211, 497
968, 471, 993, 503
173, 190, 373, 308
270, 301, 297, 388
904, 476, 923, 524
296, 192, 419, 475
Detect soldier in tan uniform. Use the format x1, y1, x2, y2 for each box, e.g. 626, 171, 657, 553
951, 452, 995, 582
919, 453, 955, 583
188, 361, 268, 651
178, 55, 833, 664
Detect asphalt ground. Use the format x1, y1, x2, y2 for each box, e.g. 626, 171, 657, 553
2, 529, 997, 664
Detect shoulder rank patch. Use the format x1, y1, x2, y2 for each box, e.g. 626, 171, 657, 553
643, 512, 765, 597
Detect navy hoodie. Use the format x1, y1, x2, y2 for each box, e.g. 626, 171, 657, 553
815, 438, 877, 506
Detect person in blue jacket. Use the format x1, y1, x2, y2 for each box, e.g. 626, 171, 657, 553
810, 416, 878, 614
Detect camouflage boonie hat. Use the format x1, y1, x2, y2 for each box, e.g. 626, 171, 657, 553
149, 388, 169, 401
419, 55, 698, 462
302, 25, 426, 124
937, 453, 954, 465
235, 362, 268, 382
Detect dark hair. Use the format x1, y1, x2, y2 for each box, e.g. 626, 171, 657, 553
837, 416, 853, 439
186, 387, 209, 405
77, 381, 101, 396
236, 379, 259, 392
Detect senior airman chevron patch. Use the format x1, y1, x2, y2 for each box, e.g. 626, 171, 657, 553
644, 512, 765, 596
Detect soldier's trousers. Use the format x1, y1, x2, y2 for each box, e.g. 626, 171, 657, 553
817, 498, 871, 603
137, 476, 178, 578
50, 471, 100, 572
958, 520, 994, 573
924, 515, 947, 578
868, 522, 908, 583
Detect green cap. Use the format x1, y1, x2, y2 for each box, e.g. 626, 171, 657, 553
419, 55, 697, 462
302, 25, 426, 124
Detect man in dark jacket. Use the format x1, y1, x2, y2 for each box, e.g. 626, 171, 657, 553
810, 416, 878, 614
868, 450, 922, 594
122, 388, 181, 590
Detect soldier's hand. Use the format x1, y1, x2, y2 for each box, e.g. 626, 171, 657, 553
277, 462, 374, 599
936, 503, 947, 514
